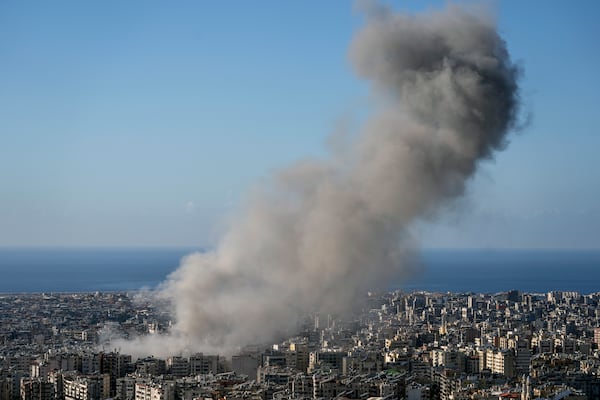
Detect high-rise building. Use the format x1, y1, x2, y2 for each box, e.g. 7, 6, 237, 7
593, 328, 600, 345
100, 353, 131, 396
188, 354, 218, 375
286, 343, 309, 373
0, 378, 12, 400
485, 349, 516, 378
115, 376, 138, 400
165, 357, 188, 378
63, 374, 110, 400
20, 378, 55, 400
231, 353, 260, 379
134, 382, 174, 400
507, 290, 520, 303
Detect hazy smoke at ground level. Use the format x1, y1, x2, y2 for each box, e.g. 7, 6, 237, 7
111, 2, 521, 358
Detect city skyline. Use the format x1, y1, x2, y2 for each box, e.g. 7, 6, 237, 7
3, 289, 600, 399
1, 1, 599, 249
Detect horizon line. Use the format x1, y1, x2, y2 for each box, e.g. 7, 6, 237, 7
0, 245, 599, 252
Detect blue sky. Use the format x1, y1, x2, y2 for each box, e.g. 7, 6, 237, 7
1, 1, 599, 249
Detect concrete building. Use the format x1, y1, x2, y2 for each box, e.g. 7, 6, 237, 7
0, 378, 12, 400
165, 357, 188, 378
63, 374, 110, 400
231, 353, 260, 379
134, 382, 174, 400
20, 378, 54, 400
485, 349, 516, 378
188, 354, 218, 376
593, 328, 600, 345
115, 376, 139, 400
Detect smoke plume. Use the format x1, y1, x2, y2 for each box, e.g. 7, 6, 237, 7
115, 3, 521, 357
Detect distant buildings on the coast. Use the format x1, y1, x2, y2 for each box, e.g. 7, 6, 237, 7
2, 290, 600, 400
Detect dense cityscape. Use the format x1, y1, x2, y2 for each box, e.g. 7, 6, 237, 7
2, 290, 600, 400
2, 2, 598, 400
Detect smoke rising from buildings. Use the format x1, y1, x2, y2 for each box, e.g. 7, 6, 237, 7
113, 3, 521, 357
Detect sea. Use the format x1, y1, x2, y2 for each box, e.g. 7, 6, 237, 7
0, 248, 598, 294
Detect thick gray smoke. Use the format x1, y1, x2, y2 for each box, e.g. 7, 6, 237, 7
114, 3, 520, 357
